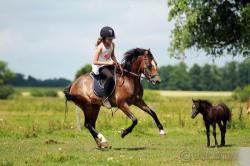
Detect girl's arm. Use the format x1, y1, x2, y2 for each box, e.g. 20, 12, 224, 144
111, 43, 118, 63
111, 43, 123, 73
93, 45, 113, 65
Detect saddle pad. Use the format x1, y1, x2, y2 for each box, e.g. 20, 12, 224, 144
90, 71, 116, 98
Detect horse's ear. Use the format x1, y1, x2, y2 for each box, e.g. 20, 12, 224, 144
192, 98, 195, 102
148, 48, 150, 51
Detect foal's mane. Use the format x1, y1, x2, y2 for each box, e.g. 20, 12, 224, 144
122, 48, 153, 71
200, 99, 213, 108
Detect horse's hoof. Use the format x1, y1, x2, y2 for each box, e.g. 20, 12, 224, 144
96, 139, 110, 149
159, 130, 166, 137
99, 142, 111, 150
121, 130, 127, 138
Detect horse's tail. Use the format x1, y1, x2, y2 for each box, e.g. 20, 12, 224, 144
220, 103, 232, 122
63, 84, 72, 122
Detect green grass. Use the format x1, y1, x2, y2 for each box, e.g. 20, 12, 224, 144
0, 90, 249, 165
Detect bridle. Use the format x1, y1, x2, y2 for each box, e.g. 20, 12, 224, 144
142, 53, 160, 84
120, 51, 160, 85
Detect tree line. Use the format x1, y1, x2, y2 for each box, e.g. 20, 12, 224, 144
142, 60, 250, 91
9, 73, 71, 87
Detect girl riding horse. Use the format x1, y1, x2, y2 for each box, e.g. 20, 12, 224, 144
92, 26, 122, 108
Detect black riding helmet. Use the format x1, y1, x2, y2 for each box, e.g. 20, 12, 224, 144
100, 26, 115, 38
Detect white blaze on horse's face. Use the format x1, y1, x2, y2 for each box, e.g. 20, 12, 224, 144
191, 102, 199, 119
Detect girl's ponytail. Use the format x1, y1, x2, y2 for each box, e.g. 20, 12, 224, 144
96, 37, 103, 46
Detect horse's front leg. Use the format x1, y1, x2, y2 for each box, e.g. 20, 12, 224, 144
205, 123, 210, 147
134, 99, 166, 136
119, 103, 138, 138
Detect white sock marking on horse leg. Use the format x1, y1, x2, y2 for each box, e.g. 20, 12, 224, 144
160, 130, 166, 135
97, 133, 107, 143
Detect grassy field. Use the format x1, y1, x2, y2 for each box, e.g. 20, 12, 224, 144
0, 89, 250, 166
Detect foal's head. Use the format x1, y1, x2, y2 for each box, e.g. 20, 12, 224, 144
191, 99, 212, 118
122, 48, 161, 84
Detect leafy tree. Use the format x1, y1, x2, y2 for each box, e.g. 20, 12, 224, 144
237, 59, 250, 87
158, 65, 174, 89
168, 62, 191, 90
189, 64, 202, 90
221, 61, 238, 90
75, 64, 92, 79
0, 60, 15, 99
167, 0, 250, 58
0, 61, 15, 85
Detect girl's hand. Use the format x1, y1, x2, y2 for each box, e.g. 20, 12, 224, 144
108, 60, 115, 65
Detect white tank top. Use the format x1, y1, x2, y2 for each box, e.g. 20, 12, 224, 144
92, 43, 113, 75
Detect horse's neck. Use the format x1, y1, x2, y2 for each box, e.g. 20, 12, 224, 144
200, 104, 212, 120
130, 56, 143, 74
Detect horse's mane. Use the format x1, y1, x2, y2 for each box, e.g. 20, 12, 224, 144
121, 48, 153, 71
200, 99, 213, 108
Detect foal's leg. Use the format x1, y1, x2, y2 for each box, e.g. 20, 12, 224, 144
134, 99, 165, 136
119, 103, 138, 138
218, 121, 225, 146
205, 123, 210, 147
212, 123, 218, 147
82, 104, 109, 149
222, 120, 227, 146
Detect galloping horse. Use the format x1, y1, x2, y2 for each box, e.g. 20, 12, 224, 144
64, 48, 166, 148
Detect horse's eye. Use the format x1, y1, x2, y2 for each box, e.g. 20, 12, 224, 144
147, 64, 152, 69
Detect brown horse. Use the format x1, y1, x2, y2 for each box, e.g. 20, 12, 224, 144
64, 48, 166, 149
191, 99, 231, 147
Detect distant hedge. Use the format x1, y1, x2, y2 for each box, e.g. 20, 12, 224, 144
30, 89, 58, 97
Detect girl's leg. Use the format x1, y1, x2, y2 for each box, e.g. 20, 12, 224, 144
99, 66, 114, 96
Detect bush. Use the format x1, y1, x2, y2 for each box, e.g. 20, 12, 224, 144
44, 90, 58, 97
232, 85, 250, 101
30, 89, 58, 97
30, 89, 44, 97
0, 85, 15, 99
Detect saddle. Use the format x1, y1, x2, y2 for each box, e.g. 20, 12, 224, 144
90, 69, 116, 98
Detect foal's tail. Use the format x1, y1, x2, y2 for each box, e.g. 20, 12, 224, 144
220, 103, 232, 122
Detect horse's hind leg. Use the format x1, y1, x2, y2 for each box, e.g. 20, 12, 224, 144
223, 121, 227, 146
218, 121, 225, 146
81, 104, 110, 149
213, 123, 218, 147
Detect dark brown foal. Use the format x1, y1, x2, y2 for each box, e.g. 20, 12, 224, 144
191, 99, 231, 147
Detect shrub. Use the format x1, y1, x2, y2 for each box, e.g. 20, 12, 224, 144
232, 85, 250, 101
30, 89, 58, 97
30, 89, 44, 97
0, 85, 15, 99
44, 90, 58, 97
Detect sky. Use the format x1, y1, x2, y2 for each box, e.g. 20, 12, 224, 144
0, 0, 244, 80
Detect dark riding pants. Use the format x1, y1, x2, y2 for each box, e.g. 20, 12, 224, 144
99, 65, 115, 98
